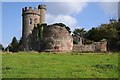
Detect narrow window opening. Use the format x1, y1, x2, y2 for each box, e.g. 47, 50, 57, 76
30, 18, 32, 25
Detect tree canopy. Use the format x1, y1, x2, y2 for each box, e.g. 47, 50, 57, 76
0, 44, 4, 51
73, 28, 86, 38
73, 19, 120, 51
8, 37, 19, 52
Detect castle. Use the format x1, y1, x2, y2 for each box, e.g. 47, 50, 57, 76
20, 4, 107, 52
20, 4, 73, 52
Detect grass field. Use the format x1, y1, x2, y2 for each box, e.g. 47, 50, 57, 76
2, 52, 119, 78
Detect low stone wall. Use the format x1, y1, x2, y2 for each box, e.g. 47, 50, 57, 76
73, 41, 107, 52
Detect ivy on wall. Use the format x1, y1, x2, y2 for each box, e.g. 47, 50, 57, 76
36, 23, 47, 43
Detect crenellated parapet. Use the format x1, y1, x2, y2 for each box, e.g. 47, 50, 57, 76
38, 4, 46, 10
22, 6, 40, 16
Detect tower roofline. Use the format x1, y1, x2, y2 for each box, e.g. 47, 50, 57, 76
22, 6, 40, 16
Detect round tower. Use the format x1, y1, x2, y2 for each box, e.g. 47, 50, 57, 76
43, 25, 73, 52
38, 4, 46, 24
22, 6, 40, 50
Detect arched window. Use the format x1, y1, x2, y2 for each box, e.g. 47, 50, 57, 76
29, 18, 32, 25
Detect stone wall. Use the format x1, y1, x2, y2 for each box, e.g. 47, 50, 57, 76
42, 25, 73, 52
73, 41, 107, 52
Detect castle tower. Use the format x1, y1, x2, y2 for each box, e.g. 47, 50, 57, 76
21, 6, 41, 50
38, 4, 46, 24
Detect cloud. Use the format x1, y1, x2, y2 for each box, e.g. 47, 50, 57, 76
99, 2, 118, 18
46, 1, 119, 31
46, 2, 88, 30
46, 2, 87, 15
46, 14, 77, 30
1, 42, 9, 48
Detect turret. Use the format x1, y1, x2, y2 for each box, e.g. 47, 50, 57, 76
21, 6, 40, 51
38, 4, 46, 24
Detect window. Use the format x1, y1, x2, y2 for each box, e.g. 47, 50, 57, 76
30, 18, 32, 25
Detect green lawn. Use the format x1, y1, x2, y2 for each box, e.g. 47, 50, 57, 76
2, 52, 119, 78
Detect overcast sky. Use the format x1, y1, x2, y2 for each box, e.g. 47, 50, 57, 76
1, 1, 119, 47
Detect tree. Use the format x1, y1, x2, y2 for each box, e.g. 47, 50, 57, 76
72, 28, 86, 44
8, 37, 19, 52
85, 22, 117, 42
85, 27, 99, 42
73, 28, 86, 38
85, 19, 119, 51
0, 44, 4, 51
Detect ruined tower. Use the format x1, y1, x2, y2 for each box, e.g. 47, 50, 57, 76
38, 4, 46, 24
21, 4, 46, 51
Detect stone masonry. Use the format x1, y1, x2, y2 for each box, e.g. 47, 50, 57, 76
20, 4, 107, 52
21, 4, 46, 51
42, 25, 73, 52
73, 40, 107, 52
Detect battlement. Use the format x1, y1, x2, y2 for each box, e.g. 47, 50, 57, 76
22, 6, 40, 16
38, 4, 46, 10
